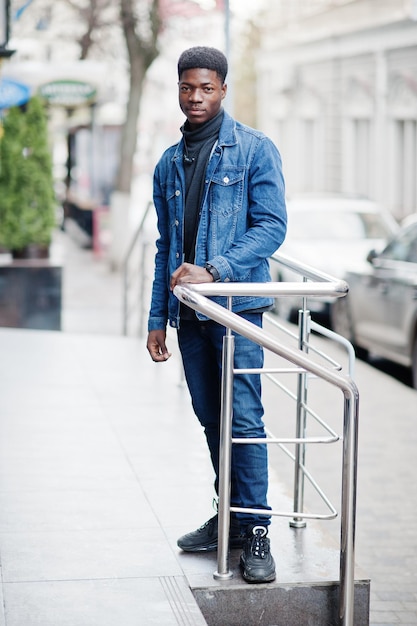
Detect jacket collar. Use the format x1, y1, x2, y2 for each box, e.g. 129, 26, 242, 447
173, 110, 237, 161
217, 110, 237, 147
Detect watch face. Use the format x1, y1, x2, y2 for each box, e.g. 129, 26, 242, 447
206, 265, 220, 282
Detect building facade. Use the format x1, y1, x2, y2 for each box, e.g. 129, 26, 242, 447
258, 0, 417, 220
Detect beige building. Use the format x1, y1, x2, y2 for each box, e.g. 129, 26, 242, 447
258, 0, 417, 220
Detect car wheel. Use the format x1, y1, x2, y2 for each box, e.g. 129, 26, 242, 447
330, 296, 354, 342
412, 336, 417, 390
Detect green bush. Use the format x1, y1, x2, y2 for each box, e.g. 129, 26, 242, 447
0, 96, 56, 253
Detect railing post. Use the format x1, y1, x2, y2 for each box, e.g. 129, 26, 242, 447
213, 296, 235, 580
214, 324, 235, 580
123, 257, 129, 336
339, 390, 359, 626
122, 201, 153, 336
290, 306, 310, 528
138, 240, 148, 338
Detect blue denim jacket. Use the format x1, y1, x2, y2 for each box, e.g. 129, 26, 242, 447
148, 111, 287, 330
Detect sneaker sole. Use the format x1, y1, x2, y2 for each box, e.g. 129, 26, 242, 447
178, 536, 246, 553
241, 569, 276, 583
177, 541, 218, 553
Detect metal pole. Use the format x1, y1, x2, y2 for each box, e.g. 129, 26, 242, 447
290, 307, 309, 528
339, 391, 359, 626
138, 240, 148, 338
123, 263, 129, 336
122, 201, 152, 336
214, 302, 234, 580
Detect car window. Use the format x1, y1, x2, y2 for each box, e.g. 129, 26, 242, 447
361, 213, 393, 238
381, 224, 417, 263
288, 210, 393, 240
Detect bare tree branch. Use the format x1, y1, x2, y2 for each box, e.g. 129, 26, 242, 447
62, 0, 118, 59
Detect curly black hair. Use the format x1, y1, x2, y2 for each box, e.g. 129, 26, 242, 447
177, 46, 228, 83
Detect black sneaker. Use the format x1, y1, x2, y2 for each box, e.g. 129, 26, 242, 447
240, 525, 276, 583
177, 514, 245, 552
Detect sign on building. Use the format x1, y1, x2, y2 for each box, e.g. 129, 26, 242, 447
39, 80, 97, 107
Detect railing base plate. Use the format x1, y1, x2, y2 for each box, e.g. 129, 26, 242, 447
213, 571, 234, 581
290, 519, 307, 528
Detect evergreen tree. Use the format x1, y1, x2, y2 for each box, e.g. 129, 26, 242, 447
0, 96, 56, 254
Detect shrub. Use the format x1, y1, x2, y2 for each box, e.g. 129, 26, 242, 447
0, 96, 56, 253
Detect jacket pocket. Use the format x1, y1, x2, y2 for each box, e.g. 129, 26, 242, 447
209, 167, 245, 216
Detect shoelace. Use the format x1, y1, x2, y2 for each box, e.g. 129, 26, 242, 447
198, 515, 216, 535
250, 526, 269, 559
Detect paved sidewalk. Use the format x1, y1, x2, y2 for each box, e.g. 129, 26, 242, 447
0, 328, 208, 626
56, 224, 125, 336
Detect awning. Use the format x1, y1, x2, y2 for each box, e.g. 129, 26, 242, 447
0, 77, 30, 109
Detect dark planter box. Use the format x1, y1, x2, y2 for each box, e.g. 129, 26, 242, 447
0, 257, 62, 331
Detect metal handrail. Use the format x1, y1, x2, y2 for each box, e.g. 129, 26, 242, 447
122, 208, 359, 624
173, 280, 359, 626
271, 250, 347, 283
122, 200, 153, 336
269, 251, 357, 376
183, 278, 349, 298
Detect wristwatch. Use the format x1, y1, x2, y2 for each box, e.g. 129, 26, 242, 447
205, 263, 221, 282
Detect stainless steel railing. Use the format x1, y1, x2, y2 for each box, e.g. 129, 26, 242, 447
173, 264, 359, 626
122, 201, 154, 337
262, 310, 356, 533
121, 209, 359, 624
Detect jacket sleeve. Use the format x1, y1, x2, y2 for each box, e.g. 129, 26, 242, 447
209, 136, 287, 282
147, 162, 170, 331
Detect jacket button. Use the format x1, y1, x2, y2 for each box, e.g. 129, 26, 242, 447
176, 252, 180, 258
175, 220, 179, 226
175, 190, 180, 196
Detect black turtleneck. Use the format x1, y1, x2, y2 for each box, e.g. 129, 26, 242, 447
181, 108, 224, 264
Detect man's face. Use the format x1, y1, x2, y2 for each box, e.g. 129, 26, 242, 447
178, 68, 227, 129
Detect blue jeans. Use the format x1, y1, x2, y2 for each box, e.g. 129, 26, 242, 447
177, 312, 271, 529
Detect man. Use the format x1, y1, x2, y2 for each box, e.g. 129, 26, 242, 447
147, 46, 286, 584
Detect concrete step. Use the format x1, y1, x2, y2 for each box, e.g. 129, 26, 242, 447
193, 580, 369, 626
179, 511, 369, 626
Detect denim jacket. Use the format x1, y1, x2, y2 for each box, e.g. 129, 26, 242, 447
148, 111, 287, 331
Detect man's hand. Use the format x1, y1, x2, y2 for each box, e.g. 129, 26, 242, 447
147, 329, 172, 362
170, 262, 213, 290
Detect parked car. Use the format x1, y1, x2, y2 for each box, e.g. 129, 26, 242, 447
271, 194, 399, 324
332, 219, 417, 388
